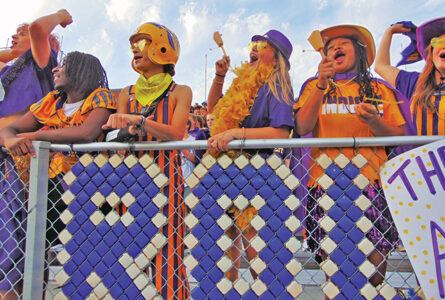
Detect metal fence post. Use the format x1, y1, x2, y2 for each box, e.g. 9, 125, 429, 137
22, 141, 50, 300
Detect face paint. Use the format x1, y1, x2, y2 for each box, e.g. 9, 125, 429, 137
248, 40, 269, 51
431, 36, 445, 49
131, 39, 150, 52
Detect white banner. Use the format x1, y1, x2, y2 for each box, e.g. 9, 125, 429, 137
380, 139, 445, 299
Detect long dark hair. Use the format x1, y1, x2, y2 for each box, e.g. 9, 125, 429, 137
324, 37, 378, 101
62, 51, 109, 98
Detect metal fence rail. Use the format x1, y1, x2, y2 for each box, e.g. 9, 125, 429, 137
1, 136, 441, 299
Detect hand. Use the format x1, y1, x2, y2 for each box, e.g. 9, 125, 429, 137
57, 9, 73, 28
4, 135, 36, 157
356, 103, 380, 125
317, 56, 334, 89
215, 55, 230, 76
208, 128, 239, 152
102, 114, 144, 130
388, 23, 411, 35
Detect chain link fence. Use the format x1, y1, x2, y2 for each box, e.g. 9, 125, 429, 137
1, 136, 442, 299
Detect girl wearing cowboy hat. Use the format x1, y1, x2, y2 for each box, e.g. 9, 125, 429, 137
295, 24, 407, 288
206, 29, 294, 282
376, 17, 445, 136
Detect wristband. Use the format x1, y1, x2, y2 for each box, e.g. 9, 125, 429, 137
316, 83, 327, 91
139, 116, 146, 128
215, 73, 226, 78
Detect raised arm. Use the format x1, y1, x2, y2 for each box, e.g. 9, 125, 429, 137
374, 24, 410, 87
207, 55, 230, 113
296, 56, 334, 136
29, 9, 73, 68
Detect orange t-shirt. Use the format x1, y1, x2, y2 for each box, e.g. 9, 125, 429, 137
296, 78, 405, 186
30, 88, 116, 177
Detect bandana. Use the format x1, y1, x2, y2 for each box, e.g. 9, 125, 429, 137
135, 73, 173, 107
393, 21, 422, 67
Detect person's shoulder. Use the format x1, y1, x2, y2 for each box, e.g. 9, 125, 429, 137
171, 83, 192, 103
173, 83, 192, 95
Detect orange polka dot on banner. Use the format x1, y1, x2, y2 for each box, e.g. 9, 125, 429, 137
418, 181, 423, 186
427, 162, 432, 167
423, 250, 428, 255
409, 203, 414, 207
417, 215, 422, 220
422, 148, 427, 153
425, 260, 429, 264
417, 236, 422, 241
430, 279, 435, 284
421, 270, 426, 275
403, 229, 408, 234
405, 218, 410, 222
399, 202, 404, 206
421, 225, 427, 230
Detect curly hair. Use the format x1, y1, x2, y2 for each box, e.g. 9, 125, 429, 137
324, 37, 378, 102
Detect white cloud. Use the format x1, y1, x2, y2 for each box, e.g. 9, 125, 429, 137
311, 0, 328, 10
423, 0, 443, 7
105, 0, 141, 24
141, 4, 162, 24
246, 12, 272, 35
178, 1, 210, 46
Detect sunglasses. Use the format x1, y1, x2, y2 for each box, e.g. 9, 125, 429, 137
248, 40, 269, 51
131, 39, 151, 51
431, 36, 445, 49
57, 51, 66, 68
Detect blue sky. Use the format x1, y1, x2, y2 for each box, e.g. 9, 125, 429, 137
1, 0, 443, 103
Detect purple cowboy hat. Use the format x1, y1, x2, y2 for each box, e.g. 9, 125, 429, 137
252, 29, 293, 68
417, 17, 445, 60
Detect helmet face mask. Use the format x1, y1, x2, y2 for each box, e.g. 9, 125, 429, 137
130, 23, 180, 66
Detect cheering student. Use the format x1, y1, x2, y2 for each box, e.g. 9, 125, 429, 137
102, 22, 191, 299
375, 17, 445, 135
295, 24, 407, 287
207, 29, 294, 281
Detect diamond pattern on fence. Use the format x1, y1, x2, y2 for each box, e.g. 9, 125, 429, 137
314, 153, 399, 299
54, 153, 186, 299
184, 153, 304, 299
0, 154, 27, 298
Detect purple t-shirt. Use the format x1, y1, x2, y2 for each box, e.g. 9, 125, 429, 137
395, 70, 420, 101
0, 49, 57, 117
240, 84, 294, 130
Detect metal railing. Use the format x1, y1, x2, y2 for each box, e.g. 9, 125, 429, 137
1, 136, 442, 299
